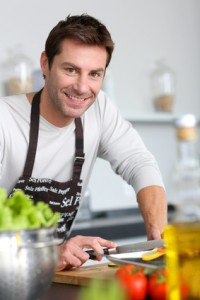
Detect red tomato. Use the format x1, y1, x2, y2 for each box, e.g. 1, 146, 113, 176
148, 268, 189, 300
116, 264, 143, 277
148, 268, 167, 300
116, 265, 148, 300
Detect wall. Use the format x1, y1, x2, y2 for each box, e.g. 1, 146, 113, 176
0, 0, 200, 115
0, 0, 200, 211
88, 119, 176, 211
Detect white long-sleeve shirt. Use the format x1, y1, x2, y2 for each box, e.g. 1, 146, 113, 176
0, 90, 164, 198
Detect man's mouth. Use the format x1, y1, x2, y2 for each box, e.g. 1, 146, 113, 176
66, 93, 86, 103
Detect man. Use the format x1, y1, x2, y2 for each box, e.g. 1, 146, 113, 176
0, 14, 167, 270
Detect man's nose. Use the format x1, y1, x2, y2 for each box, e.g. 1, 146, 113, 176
74, 75, 89, 93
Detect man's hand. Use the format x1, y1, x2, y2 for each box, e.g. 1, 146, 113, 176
56, 235, 117, 271
147, 227, 163, 240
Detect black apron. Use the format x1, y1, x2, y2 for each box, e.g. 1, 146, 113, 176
11, 90, 85, 239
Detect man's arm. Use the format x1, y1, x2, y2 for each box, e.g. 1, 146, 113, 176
137, 185, 168, 240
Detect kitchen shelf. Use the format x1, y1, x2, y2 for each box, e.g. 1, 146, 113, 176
123, 112, 200, 124
124, 112, 177, 124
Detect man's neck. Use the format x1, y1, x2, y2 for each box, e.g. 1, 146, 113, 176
26, 92, 74, 128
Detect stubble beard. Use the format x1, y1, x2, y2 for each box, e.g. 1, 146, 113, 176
49, 89, 93, 120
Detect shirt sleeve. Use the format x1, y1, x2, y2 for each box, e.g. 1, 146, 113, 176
97, 93, 165, 194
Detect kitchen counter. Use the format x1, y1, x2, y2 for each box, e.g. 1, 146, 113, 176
54, 263, 117, 286
41, 263, 118, 300
41, 206, 173, 300
70, 206, 174, 241
41, 234, 163, 300
70, 208, 146, 240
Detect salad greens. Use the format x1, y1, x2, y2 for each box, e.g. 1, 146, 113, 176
0, 189, 60, 231
78, 279, 126, 300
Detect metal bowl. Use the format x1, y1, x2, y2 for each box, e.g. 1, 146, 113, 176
0, 226, 60, 300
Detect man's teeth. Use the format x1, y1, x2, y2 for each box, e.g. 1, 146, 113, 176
69, 95, 85, 102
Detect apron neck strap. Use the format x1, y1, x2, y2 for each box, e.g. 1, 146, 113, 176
23, 90, 85, 181
73, 118, 85, 180
23, 90, 41, 177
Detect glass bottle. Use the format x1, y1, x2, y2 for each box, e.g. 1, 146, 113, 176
102, 68, 115, 103
2, 45, 33, 95
164, 114, 200, 300
76, 189, 92, 221
150, 59, 175, 112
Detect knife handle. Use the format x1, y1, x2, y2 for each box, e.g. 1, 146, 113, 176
86, 247, 109, 259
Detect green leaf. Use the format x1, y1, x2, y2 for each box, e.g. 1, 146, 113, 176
0, 206, 13, 230
0, 189, 7, 207
78, 279, 126, 300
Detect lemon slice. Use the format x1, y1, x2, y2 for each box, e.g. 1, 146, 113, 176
142, 248, 165, 261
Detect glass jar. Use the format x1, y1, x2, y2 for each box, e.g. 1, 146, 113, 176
164, 114, 200, 299
150, 59, 175, 112
172, 114, 200, 221
76, 189, 92, 221
2, 45, 33, 95
164, 222, 200, 300
102, 68, 115, 103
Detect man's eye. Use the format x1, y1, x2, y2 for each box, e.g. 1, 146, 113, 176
90, 72, 102, 78
66, 68, 76, 74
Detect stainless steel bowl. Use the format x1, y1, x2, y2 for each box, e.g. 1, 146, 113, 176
0, 226, 61, 300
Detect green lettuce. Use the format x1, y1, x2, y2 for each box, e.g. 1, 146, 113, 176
0, 189, 60, 231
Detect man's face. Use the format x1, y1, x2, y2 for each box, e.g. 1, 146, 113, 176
41, 39, 107, 126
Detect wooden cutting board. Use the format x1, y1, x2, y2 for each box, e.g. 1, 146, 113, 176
53, 263, 118, 286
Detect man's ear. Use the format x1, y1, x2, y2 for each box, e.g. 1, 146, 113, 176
40, 51, 48, 78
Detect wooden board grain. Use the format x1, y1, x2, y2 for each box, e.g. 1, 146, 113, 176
53, 263, 118, 286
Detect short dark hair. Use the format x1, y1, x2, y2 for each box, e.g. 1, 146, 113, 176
45, 14, 115, 69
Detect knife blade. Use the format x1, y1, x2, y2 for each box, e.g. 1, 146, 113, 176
88, 251, 164, 269
86, 239, 164, 259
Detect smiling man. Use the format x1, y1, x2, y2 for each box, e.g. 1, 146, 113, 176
0, 14, 167, 270
40, 39, 107, 126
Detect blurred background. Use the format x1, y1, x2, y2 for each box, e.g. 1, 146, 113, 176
0, 0, 200, 224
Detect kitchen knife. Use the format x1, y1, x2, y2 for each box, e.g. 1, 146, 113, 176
87, 251, 164, 269
86, 239, 164, 259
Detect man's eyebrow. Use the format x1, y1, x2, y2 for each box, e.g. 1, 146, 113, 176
61, 62, 105, 73
61, 62, 79, 69
91, 68, 105, 73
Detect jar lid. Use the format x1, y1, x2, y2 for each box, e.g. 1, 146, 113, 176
175, 114, 197, 140
175, 114, 196, 128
